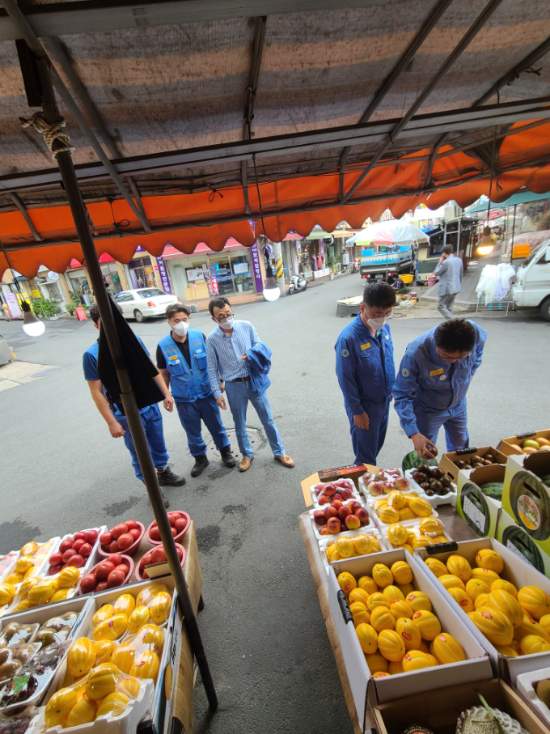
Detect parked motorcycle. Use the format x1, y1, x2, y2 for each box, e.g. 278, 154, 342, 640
288, 274, 308, 295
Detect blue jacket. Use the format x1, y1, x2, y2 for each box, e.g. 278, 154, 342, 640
393, 321, 487, 437
246, 341, 272, 395
158, 331, 211, 402
335, 316, 395, 414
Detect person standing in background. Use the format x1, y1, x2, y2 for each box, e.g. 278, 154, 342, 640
335, 283, 396, 465
435, 245, 463, 319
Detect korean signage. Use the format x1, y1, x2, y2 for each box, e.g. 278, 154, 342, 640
250, 243, 263, 293
156, 256, 172, 293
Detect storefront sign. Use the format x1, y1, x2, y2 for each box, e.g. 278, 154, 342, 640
250, 243, 263, 293
156, 256, 172, 293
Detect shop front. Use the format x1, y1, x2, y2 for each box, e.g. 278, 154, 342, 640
162, 239, 260, 305
128, 248, 158, 289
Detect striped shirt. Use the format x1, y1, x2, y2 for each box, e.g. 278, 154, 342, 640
206, 320, 259, 398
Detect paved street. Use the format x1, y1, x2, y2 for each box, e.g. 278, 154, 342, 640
1, 275, 549, 733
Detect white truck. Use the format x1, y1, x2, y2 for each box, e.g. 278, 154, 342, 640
512, 240, 550, 321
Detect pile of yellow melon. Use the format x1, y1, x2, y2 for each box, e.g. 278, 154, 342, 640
384, 517, 448, 551
325, 532, 382, 562
425, 548, 550, 656
337, 560, 466, 677
374, 492, 434, 525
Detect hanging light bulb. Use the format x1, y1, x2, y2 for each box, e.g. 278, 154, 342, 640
262, 276, 281, 302
21, 300, 45, 337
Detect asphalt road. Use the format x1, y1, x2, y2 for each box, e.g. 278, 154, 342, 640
1, 275, 549, 733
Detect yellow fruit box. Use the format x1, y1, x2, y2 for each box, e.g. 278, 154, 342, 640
501, 452, 550, 554
414, 537, 550, 684
498, 428, 550, 456
327, 548, 491, 730
439, 446, 507, 481
373, 679, 548, 734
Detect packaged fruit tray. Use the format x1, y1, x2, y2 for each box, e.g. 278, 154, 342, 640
319, 529, 389, 564
405, 468, 456, 506
516, 666, 550, 725
78, 556, 134, 596
358, 468, 414, 498
1, 540, 61, 613
368, 494, 437, 528
309, 500, 371, 540
0, 597, 93, 715
145, 511, 190, 545
311, 479, 362, 509
98, 522, 145, 558
380, 517, 451, 551
327, 548, 491, 706
46, 529, 105, 578
135, 544, 186, 581
41, 581, 175, 732
414, 538, 550, 684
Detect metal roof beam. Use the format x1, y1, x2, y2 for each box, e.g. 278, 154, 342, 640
341, 0, 504, 203
2, 96, 548, 193
0, 1, 394, 42
6, 191, 42, 241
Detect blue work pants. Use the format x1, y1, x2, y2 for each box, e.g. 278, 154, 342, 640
346, 399, 390, 465
416, 400, 469, 451
225, 380, 285, 458
117, 404, 169, 480
176, 396, 230, 457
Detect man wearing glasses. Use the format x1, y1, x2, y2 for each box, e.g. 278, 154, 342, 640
206, 297, 294, 473
393, 319, 487, 459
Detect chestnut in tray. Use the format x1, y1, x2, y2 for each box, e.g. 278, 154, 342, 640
0, 626, 36, 649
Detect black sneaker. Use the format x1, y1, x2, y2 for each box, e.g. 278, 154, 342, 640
157, 467, 186, 487
221, 447, 236, 468
191, 455, 209, 478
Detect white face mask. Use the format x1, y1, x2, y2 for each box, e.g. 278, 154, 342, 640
172, 321, 189, 337
367, 316, 388, 330
219, 316, 234, 331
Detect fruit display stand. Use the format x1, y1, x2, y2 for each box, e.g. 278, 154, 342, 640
498, 428, 550, 455
413, 537, 550, 684
372, 679, 548, 734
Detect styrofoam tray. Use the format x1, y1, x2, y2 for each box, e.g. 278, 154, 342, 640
36, 679, 155, 734
405, 470, 456, 507
308, 508, 374, 541
0, 597, 93, 714
358, 472, 416, 500
378, 517, 451, 549
516, 666, 550, 725
45, 527, 106, 578
319, 528, 390, 566
311, 479, 363, 509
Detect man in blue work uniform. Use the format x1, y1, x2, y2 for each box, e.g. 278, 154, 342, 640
393, 319, 487, 458
83, 305, 186, 503
157, 303, 236, 477
335, 283, 396, 465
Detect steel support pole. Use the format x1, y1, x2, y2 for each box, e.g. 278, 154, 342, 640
30, 52, 218, 712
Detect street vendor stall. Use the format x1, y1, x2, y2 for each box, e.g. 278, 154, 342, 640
2, 1, 550, 732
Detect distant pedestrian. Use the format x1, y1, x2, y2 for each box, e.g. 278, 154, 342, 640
206, 297, 294, 473
83, 305, 185, 505
335, 283, 396, 465
157, 303, 236, 477
393, 319, 486, 459
434, 245, 463, 319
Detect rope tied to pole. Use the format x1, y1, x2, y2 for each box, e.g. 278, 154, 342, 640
20, 112, 74, 159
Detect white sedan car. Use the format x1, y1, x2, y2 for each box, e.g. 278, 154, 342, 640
114, 288, 178, 322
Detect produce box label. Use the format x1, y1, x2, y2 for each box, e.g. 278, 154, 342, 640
462, 496, 486, 535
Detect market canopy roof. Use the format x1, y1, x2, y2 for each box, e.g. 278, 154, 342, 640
465, 190, 550, 214
2, 0, 550, 277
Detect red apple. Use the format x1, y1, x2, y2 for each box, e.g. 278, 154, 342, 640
317, 494, 329, 505
332, 499, 343, 511
49, 552, 63, 566
355, 508, 369, 525
149, 526, 161, 542
79, 543, 92, 558
325, 506, 338, 519
108, 554, 123, 566
116, 533, 133, 550
73, 532, 86, 542
108, 541, 118, 553
100, 532, 112, 547
72, 539, 84, 553
84, 529, 98, 543
129, 528, 141, 540
339, 505, 352, 520
67, 554, 85, 568
323, 486, 336, 497
126, 520, 139, 530
345, 515, 361, 530
111, 523, 129, 539
96, 581, 108, 592
174, 518, 187, 532
59, 539, 72, 553
62, 548, 76, 564
107, 569, 126, 587
95, 562, 115, 581
80, 574, 96, 593
313, 510, 326, 526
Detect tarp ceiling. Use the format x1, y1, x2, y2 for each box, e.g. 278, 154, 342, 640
465, 190, 550, 213
1, 0, 550, 277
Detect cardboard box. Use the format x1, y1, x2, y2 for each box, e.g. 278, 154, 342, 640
501, 452, 550, 552
328, 549, 491, 731
456, 464, 505, 538
516, 666, 550, 727
498, 428, 550, 455
497, 508, 550, 575
439, 446, 506, 481
373, 679, 548, 734
413, 537, 550, 684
